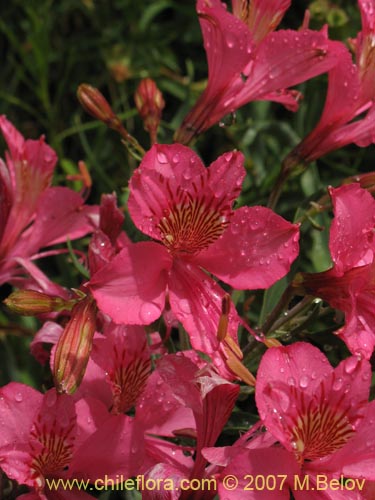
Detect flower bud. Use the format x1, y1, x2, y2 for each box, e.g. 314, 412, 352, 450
53, 295, 97, 394
4, 290, 70, 316
134, 78, 165, 144
77, 84, 122, 130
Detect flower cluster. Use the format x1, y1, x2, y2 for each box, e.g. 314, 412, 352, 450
1, 1, 375, 499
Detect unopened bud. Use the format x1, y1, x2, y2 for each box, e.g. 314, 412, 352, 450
134, 78, 165, 144
77, 84, 122, 130
4, 290, 71, 316
53, 295, 97, 394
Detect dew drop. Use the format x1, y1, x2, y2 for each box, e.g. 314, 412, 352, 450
344, 356, 360, 374
290, 440, 298, 450
299, 375, 309, 389
14, 393, 23, 402
139, 302, 162, 323
223, 97, 235, 108
287, 377, 296, 386
225, 33, 236, 48
333, 377, 343, 391
182, 169, 192, 180
172, 153, 180, 164
157, 152, 168, 164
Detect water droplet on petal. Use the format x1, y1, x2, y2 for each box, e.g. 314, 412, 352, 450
299, 375, 309, 389
223, 97, 235, 108
182, 169, 192, 180
225, 33, 236, 48
290, 440, 298, 450
157, 152, 168, 164
15, 393, 23, 402
287, 377, 296, 387
139, 302, 162, 323
344, 356, 360, 374
172, 153, 180, 164
333, 377, 343, 391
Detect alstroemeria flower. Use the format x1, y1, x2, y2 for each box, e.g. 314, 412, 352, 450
76, 322, 153, 415
210, 342, 375, 499
301, 183, 375, 359
0, 116, 97, 289
174, 0, 345, 144
283, 0, 375, 167
141, 354, 239, 499
89, 144, 299, 371
0, 384, 143, 499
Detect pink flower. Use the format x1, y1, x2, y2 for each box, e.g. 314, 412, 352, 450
174, 0, 345, 144
0, 116, 97, 288
211, 342, 375, 499
89, 144, 299, 371
0, 384, 143, 498
284, 0, 375, 167
140, 354, 239, 499
301, 183, 375, 359
76, 322, 153, 415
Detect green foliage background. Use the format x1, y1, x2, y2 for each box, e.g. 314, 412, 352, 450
0, 1, 374, 498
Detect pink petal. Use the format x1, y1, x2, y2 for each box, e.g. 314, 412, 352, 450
16, 187, 97, 254
232, 0, 291, 44
0, 383, 42, 486
128, 144, 206, 240
144, 436, 193, 474
207, 150, 245, 202
235, 30, 345, 103
0, 116, 57, 251
218, 447, 298, 499
0, 158, 12, 243
313, 49, 361, 134
89, 241, 171, 324
337, 313, 375, 360
90, 323, 151, 413
196, 206, 299, 289
260, 88, 302, 111
30, 321, 63, 364
142, 463, 189, 500
10, 257, 71, 295
310, 401, 375, 480
156, 354, 203, 413
255, 343, 333, 447
168, 259, 240, 361
174, 0, 254, 142
73, 357, 113, 409
192, 381, 239, 477
359, 0, 375, 34
74, 396, 111, 448
0, 115, 25, 162
198, 0, 253, 90
70, 414, 144, 478
335, 102, 375, 148
136, 369, 195, 436
88, 231, 115, 274
329, 184, 375, 273
302, 265, 375, 359
98, 193, 124, 245
319, 355, 371, 424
